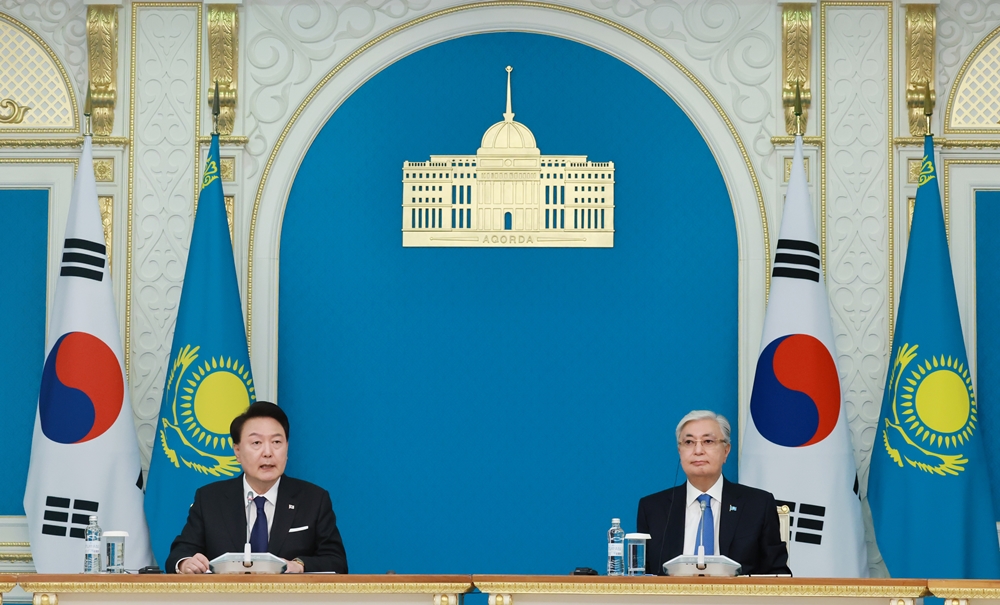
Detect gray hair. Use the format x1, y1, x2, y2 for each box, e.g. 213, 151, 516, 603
675, 410, 731, 444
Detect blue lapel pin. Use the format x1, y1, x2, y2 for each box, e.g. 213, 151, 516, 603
729, 505, 737, 512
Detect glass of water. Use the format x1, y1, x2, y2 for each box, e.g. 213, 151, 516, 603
625, 533, 650, 576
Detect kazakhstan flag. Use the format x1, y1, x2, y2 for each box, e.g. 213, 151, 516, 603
144, 133, 255, 566
869, 135, 1000, 578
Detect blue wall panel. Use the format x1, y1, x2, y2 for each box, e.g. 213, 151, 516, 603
0, 189, 48, 515
279, 33, 737, 574
976, 190, 1000, 520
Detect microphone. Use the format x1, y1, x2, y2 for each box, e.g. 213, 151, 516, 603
696, 497, 707, 570
244, 491, 254, 567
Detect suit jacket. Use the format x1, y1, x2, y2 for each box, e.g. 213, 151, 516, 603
636, 477, 790, 575
165, 475, 348, 573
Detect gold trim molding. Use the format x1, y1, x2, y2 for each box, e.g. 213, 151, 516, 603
782, 4, 811, 134
225, 195, 235, 242
94, 158, 114, 182
905, 5, 935, 135
0, 137, 128, 148
207, 4, 238, 135
87, 5, 118, 136
472, 582, 929, 598
0, 98, 31, 124
99, 195, 113, 271
247, 0, 772, 339
18, 581, 474, 595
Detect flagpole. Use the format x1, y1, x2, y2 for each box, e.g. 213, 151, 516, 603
83, 83, 92, 137
794, 81, 803, 137
924, 83, 933, 137
212, 80, 220, 136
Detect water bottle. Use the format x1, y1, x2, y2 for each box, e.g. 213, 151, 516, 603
607, 518, 625, 576
84, 515, 102, 573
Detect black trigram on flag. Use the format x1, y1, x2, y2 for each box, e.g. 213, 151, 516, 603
772, 238, 820, 282
60, 238, 106, 282
776, 500, 825, 545
41, 496, 99, 539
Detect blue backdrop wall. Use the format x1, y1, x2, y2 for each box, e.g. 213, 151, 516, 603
0, 189, 48, 515
278, 33, 738, 574
976, 190, 1000, 520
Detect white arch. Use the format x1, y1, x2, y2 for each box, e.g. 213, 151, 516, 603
248, 4, 768, 404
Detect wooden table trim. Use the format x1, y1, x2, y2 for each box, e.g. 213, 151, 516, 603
928, 580, 1000, 599
472, 576, 931, 598
16, 574, 474, 594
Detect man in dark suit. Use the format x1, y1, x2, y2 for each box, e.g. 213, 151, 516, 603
637, 410, 790, 575
166, 401, 348, 574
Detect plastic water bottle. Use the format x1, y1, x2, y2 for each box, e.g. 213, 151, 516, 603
607, 518, 625, 576
84, 515, 102, 573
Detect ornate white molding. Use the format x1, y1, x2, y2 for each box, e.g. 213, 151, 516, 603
129, 5, 201, 469
823, 3, 891, 577
245, 2, 770, 408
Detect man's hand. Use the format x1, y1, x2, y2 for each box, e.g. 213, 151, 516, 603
177, 553, 211, 574
283, 558, 304, 574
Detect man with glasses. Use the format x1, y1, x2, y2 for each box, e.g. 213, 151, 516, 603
636, 410, 790, 575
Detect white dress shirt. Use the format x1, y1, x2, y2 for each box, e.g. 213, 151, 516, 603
682, 475, 723, 556
244, 475, 281, 541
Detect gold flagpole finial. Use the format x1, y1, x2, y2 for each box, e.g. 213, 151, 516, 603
793, 81, 804, 137
923, 83, 933, 136
212, 80, 220, 135
83, 83, 92, 137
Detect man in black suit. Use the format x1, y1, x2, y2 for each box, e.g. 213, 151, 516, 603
166, 401, 348, 574
637, 410, 790, 575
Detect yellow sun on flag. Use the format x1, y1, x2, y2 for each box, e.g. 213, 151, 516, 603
898, 354, 976, 449
179, 356, 254, 451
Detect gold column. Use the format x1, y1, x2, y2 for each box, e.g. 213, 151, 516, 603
782, 4, 812, 134
905, 5, 936, 135
207, 4, 238, 135
86, 5, 118, 136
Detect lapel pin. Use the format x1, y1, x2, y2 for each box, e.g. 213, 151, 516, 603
288, 504, 295, 510
729, 505, 737, 512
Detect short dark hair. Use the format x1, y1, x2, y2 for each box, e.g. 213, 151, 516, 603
230, 401, 290, 444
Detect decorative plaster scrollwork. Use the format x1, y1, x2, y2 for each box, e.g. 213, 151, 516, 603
130, 6, 201, 467
87, 5, 118, 136
244, 0, 431, 178
588, 0, 777, 177
823, 4, 891, 577
0, 99, 31, 124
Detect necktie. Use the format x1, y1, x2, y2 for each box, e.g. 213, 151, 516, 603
250, 496, 268, 552
695, 493, 715, 556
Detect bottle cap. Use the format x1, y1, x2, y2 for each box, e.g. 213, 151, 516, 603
611, 518, 620, 524
89, 516, 97, 523
104, 531, 129, 538
625, 533, 651, 540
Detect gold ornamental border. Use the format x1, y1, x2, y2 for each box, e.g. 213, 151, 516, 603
246, 0, 771, 340
944, 22, 1000, 134
0, 137, 128, 148
17, 581, 474, 595
0, 12, 79, 134
929, 584, 1000, 600
472, 581, 929, 598
819, 1, 894, 343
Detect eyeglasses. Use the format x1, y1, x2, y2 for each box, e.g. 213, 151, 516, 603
678, 438, 727, 450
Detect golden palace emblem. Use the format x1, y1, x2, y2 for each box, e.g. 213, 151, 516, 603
882, 343, 977, 476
